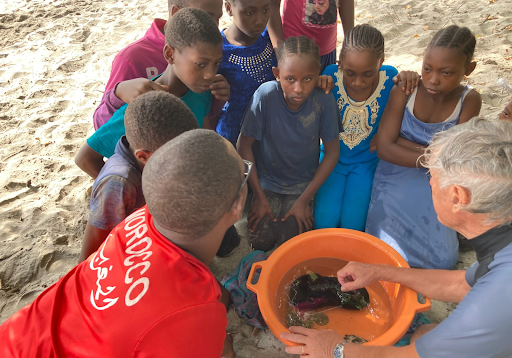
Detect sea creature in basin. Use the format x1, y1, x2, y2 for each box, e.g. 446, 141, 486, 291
289, 272, 370, 313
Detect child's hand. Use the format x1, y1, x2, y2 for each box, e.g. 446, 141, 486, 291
282, 198, 313, 234
248, 195, 275, 232
392, 71, 420, 96
115, 78, 169, 104
369, 132, 378, 153
316, 75, 335, 94
211, 74, 230, 102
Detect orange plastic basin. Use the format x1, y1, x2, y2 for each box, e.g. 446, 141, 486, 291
247, 229, 430, 346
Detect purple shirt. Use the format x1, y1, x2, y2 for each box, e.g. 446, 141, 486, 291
93, 19, 167, 130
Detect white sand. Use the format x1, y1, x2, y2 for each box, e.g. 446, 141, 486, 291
0, 0, 510, 356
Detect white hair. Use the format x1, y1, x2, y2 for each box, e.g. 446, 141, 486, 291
422, 117, 512, 224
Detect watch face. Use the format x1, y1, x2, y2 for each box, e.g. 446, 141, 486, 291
333, 343, 344, 358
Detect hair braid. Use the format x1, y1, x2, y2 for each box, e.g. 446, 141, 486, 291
428, 25, 476, 63
340, 24, 385, 60
276, 36, 320, 68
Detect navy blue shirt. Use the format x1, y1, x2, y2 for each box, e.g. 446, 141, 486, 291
240, 81, 341, 195
217, 28, 277, 142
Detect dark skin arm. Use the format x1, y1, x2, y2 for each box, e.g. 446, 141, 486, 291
267, 0, 284, 50
237, 134, 276, 232
75, 143, 105, 179
454, 89, 482, 124
338, 0, 355, 34
377, 86, 481, 167
375, 85, 427, 167
78, 222, 110, 262
281, 139, 339, 233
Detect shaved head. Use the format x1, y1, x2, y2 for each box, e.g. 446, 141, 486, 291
142, 129, 242, 239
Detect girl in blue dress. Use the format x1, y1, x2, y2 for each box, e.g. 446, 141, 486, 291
366, 25, 482, 269
218, 0, 334, 145
315, 24, 418, 231
217, 0, 277, 145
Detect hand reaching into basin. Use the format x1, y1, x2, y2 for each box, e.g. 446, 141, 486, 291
337, 262, 381, 292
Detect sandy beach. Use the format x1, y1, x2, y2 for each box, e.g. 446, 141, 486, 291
0, 0, 510, 356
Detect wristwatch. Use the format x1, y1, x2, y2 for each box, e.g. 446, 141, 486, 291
333, 341, 346, 358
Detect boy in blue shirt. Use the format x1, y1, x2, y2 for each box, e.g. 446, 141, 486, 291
78, 91, 198, 262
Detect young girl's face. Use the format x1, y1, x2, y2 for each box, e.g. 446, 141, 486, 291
228, 0, 271, 39
170, 42, 223, 93
273, 54, 320, 111
421, 47, 474, 96
340, 49, 383, 99
314, 0, 329, 15
499, 100, 512, 122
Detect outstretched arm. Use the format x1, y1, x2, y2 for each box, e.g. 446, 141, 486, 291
337, 261, 470, 303
282, 326, 420, 358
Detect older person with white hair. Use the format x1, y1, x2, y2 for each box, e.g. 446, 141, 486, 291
282, 117, 512, 358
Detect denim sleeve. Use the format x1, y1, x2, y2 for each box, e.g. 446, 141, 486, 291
88, 175, 137, 231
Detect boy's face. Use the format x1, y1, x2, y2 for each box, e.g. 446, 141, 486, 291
272, 54, 320, 111
499, 100, 512, 122
227, 0, 271, 39
170, 42, 223, 93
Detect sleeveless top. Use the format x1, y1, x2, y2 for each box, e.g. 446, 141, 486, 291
365, 85, 472, 270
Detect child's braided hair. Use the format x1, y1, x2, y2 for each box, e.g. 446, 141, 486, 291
276, 36, 320, 68
341, 24, 385, 60
428, 25, 476, 64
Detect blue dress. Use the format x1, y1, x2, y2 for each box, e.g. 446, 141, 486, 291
314, 65, 398, 231
365, 86, 471, 269
217, 28, 277, 143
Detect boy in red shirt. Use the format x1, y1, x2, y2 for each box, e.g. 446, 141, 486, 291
0, 129, 247, 358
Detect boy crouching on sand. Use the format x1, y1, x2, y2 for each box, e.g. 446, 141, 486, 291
78, 91, 198, 262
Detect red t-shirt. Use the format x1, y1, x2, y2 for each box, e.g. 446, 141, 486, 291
282, 0, 338, 56
104, 19, 168, 91
0, 206, 227, 358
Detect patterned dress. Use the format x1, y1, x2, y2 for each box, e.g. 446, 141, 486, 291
315, 65, 398, 231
